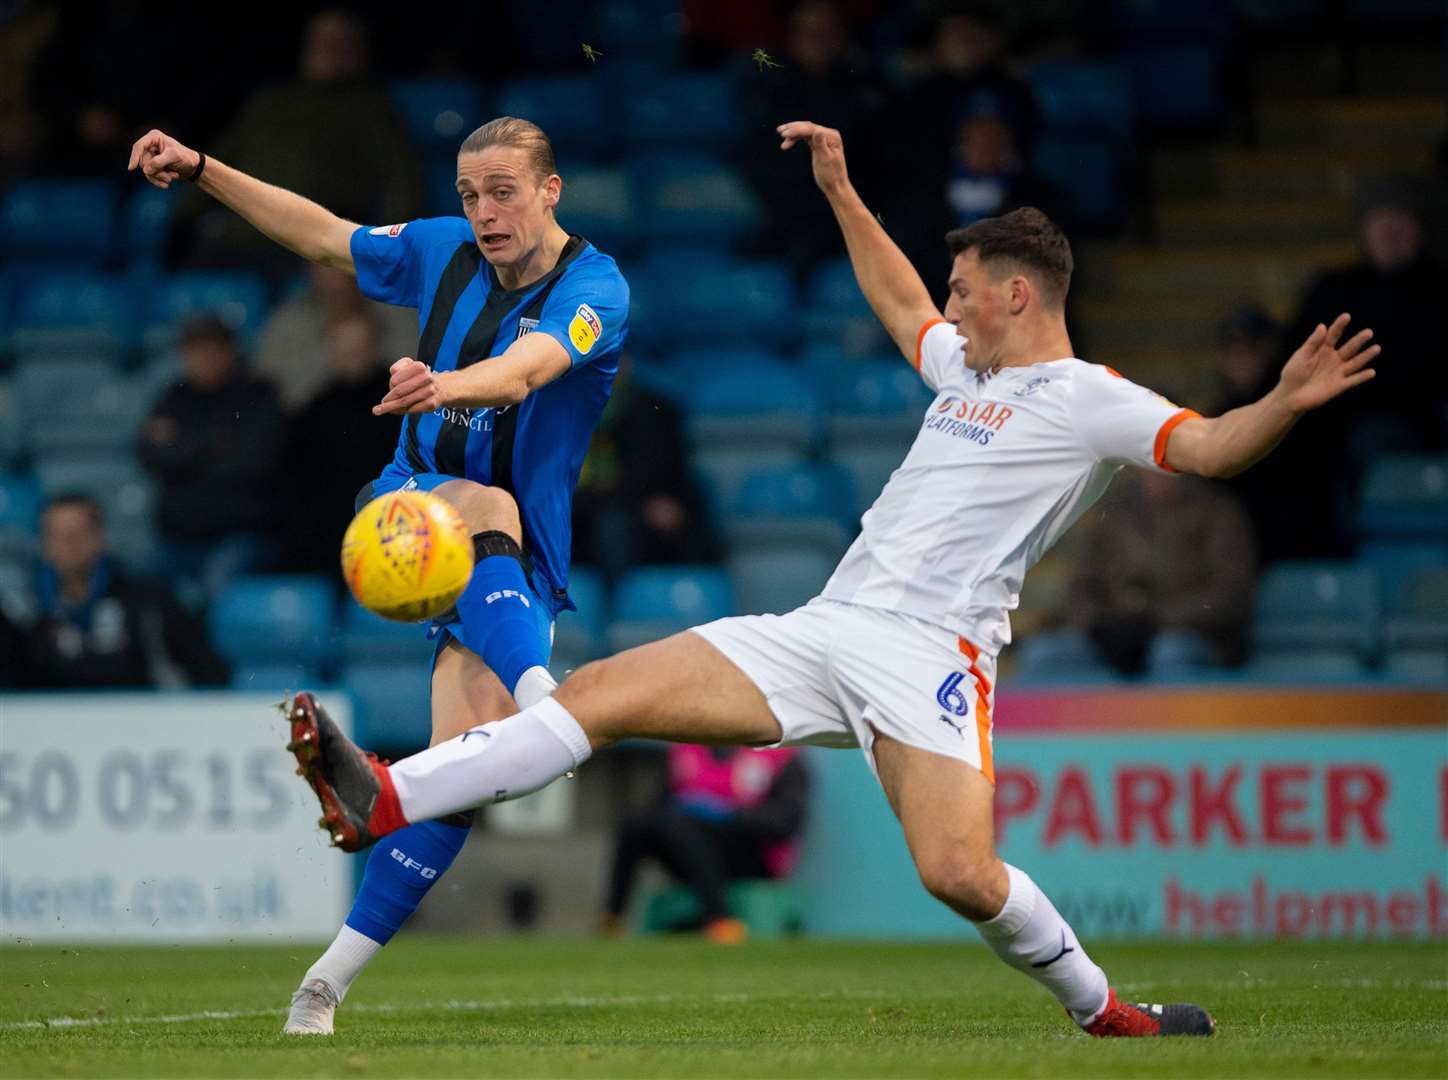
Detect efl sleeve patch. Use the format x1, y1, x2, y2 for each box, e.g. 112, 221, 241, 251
368, 223, 407, 237
568, 303, 603, 355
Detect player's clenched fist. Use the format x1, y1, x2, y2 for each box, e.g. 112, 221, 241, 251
128, 129, 201, 189
778, 120, 850, 194
374, 357, 444, 416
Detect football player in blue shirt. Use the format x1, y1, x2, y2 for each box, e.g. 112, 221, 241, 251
131, 117, 629, 1034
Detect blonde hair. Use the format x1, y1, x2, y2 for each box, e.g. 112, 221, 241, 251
459, 117, 556, 181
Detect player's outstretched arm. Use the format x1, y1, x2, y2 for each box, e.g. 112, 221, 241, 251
128, 129, 356, 272
777, 121, 940, 363
1165, 312, 1378, 477
372, 333, 572, 416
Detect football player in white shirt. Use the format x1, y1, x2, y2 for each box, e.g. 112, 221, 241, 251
284, 121, 1379, 1038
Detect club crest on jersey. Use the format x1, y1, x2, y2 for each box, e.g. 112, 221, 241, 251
569, 303, 602, 355
1013, 375, 1052, 397
369, 222, 407, 237
516, 316, 540, 341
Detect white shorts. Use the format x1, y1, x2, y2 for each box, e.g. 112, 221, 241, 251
691, 599, 996, 782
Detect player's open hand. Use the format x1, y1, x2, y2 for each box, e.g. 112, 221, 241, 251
778, 121, 849, 194
128, 129, 201, 189
1277, 313, 1379, 414
374, 358, 443, 416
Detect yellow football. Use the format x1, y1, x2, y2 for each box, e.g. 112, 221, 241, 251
341, 490, 474, 622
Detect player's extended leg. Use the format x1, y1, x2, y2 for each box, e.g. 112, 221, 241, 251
285, 642, 516, 1034
871, 733, 1213, 1037
288, 631, 782, 847
432, 478, 558, 710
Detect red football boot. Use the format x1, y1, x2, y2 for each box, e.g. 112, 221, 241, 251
1081, 989, 1216, 1037
286, 691, 407, 852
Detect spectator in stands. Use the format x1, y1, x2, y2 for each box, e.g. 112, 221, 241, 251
879, 5, 1039, 275
602, 744, 808, 944
281, 308, 400, 574
946, 91, 1059, 229
136, 313, 284, 602
572, 358, 720, 580
257, 263, 416, 412
177, 9, 421, 281
6, 494, 228, 690
739, 0, 883, 272
1256, 176, 1448, 558
1021, 470, 1256, 677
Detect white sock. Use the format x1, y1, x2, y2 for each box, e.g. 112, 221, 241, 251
974, 864, 1109, 1026
512, 664, 558, 710
389, 697, 592, 823
302, 924, 381, 1002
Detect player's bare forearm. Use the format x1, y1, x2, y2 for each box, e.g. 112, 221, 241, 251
1165, 387, 1299, 478
196, 157, 356, 271
823, 180, 938, 359
375, 337, 571, 416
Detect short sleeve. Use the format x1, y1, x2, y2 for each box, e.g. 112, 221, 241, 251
534, 261, 630, 368
1072, 365, 1200, 471
349, 219, 441, 308
914, 318, 964, 391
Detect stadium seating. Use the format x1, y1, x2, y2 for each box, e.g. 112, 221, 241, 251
344, 661, 434, 756
229, 662, 324, 692
799, 258, 889, 356
589, 0, 684, 66
144, 272, 271, 348
1240, 650, 1370, 682
0, 379, 21, 468
556, 166, 637, 256
1383, 566, 1448, 656
122, 185, 177, 268
830, 443, 909, 518
724, 463, 856, 554
496, 77, 608, 158
623, 73, 739, 149
0, 180, 119, 266
607, 565, 734, 652
1357, 540, 1448, 607
15, 363, 145, 459
634, 156, 763, 248
1029, 60, 1135, 144
33, 457, 155, 562
1357, 454, 1448, 541
729, 547, 838, 617
1251, 560, 1379, 663
823, 363, 935, 450
0, 471, 41, 564
387, 78, 485, 152
553, 566, 608, 667
208, 575, 337, 670
340, 602, 438, 667
1123, 44, 1223, 129
8, 272, 134, 362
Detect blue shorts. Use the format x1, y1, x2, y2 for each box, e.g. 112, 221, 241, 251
356, 469, 554, 671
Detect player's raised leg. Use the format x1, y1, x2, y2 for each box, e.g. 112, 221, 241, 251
287, 631, 783, 849
871, 733, 1213, 1037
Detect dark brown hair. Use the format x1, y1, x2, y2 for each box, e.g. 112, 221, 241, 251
945, 207, 1073, 309
459, 117, 557, 181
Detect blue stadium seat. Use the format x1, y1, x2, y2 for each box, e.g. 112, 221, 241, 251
557, 166, 636, 255
554, 566, 608, 664
1357, 540, 1448, 605
825, 364, 935, 450
623, 73, 736, 148
1028, 60, 1135, 143
9, 273, 133, 361
0, 472, 41, 563
647, 346, 787, 399
800, 258, 889, 354
1383, 566, 1448, 656
340, 601, 438, 666
122, 186, 176, 267
208, 574, 337, 669
0, 380, 20, 469
607, 565, 734, 652
1357, 455, 1448, 541
663, 259, 795, 348
344, 662, 434, 755
1251, 560, 1379, 661
1123, 44, 1222, 129
144, 272, 271, 347
728, 547, 838, 617
230, 662, 324, 692
16, 364, 146, 458
0, 180, 118, 265
685, 364, 822, 503
831, 443, 910, 517
1033, 137, 1125, 232
496, 76, 607, 157
1384, 649, 1448, 684
635, 156, 762, 247
1241, 650, 1370, 683
388, 78, 485, 151
590, 0, 684, 65
726, 463, 856, 544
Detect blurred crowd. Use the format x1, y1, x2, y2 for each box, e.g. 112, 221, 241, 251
1, 1, 1445, 690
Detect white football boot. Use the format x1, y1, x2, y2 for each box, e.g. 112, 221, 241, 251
282, 979, 340, 1035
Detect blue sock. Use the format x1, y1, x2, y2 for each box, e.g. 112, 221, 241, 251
344, 816, 471, 945
449, 532, 548, 695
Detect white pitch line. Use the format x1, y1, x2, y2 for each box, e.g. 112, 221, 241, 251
1, 989, 886, 1033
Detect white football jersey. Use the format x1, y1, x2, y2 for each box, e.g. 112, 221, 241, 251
821, 319, 1198, 655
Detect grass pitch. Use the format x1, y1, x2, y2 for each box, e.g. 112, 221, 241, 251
1, 938, 1444, 1078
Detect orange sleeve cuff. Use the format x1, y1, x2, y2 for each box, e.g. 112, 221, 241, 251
913, 318, 946, 373
1153, 408, 1201, 471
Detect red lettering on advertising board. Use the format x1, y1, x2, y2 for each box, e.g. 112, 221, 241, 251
1325, 766, 1388, 846
1043, 767, 1103, 847
1189, 765, 1249, 846
993, 768, 1037, 846
1116, 767, 1175, 845
1261, 765, 1313, 846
